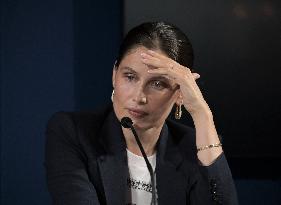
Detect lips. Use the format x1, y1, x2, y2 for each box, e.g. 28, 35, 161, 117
127, 108, 148, 118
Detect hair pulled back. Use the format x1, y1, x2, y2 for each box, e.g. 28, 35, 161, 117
115, 22, 194, 69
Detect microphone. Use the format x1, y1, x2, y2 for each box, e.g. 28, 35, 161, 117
120, 117, 133, 128
120, 117, 157, 205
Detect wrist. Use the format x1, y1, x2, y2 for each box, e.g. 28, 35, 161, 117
197, 148, 223, 166
190, 104, 213, 123
191, 106, 219, 147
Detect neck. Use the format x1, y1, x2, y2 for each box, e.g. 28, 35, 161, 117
122, 126, 162, 157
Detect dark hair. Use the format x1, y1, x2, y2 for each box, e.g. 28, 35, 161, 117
115, 22, 194, 69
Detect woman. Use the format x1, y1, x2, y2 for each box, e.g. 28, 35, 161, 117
45, 22, 239, 205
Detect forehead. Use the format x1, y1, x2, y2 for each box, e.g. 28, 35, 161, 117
126, 46, 167, 56
118, 46, 166, 71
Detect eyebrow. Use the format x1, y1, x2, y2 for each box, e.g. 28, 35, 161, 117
150, 75, 170, 82
121, 66, 172, 82
121, 66, 137, 74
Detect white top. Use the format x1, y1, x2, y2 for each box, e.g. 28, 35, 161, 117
125, 149, 157, 205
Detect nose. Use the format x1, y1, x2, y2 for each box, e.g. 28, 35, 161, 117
133, 85, 147, 104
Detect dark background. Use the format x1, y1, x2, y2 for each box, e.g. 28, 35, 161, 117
1, 0, 280, 204
125, 0, 281, 159
124, 0, 281, 179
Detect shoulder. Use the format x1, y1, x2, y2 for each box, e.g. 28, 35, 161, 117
47, 104, 112, 130
46, 104, 113, 145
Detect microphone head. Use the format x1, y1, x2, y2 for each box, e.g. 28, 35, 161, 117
120, 117, 133, 128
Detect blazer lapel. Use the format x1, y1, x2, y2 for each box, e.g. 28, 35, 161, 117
95, 111, 187, 205
156, 124, 186, 205
98, 153, 128, 205
97, 111, 129, 205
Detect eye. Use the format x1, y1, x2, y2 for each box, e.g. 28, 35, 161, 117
150, 80, 166, 90
123, 73, 136, 81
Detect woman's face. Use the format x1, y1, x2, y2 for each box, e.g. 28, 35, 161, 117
112, 46, 180, 130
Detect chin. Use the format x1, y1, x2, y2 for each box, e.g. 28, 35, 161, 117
133, 122, 149, 130
133, 118, 162, 131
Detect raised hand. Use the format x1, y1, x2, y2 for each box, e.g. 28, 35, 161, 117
141, 50, 210, 117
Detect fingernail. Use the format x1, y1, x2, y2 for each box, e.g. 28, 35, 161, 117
148, 50, 155, 53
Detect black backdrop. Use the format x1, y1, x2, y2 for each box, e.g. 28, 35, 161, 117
124, 0, 281, 177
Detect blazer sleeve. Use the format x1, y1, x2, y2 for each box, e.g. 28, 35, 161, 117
198, 153, 239, 205
44, 112, 101, 205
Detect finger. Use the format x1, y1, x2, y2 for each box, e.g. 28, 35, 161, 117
147, 67, 171, 76
141, 53, 164, 68
192, 73, 200, 80
150, 68, 201, 94
141, 52, 177, 69
147, 66, 194, 81
147, 50, 169, 60
148, 67, 180, 81
147, 68, 178, 84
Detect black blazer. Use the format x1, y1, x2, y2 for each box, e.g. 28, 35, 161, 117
45, 105, 239, 205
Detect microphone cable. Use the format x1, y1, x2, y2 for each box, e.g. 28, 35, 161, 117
120, 117, 157, 205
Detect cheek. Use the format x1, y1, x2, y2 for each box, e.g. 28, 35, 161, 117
113, 81, 133, 120
149, 92, 177, 113
114, 81, 134, 103
153, 89, 177, 104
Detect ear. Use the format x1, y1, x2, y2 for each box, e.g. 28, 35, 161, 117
112, 61, 117, 88
175, 91, 183, 106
